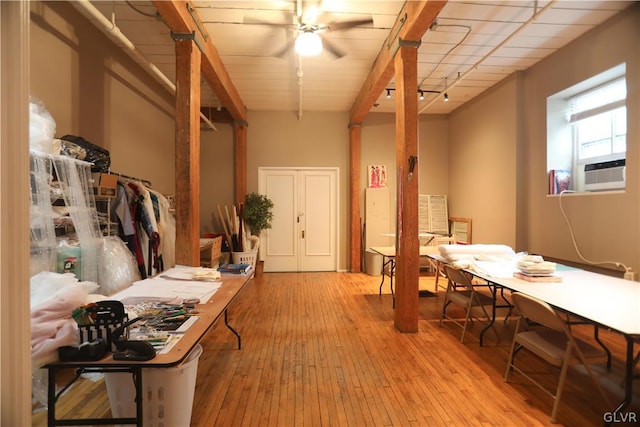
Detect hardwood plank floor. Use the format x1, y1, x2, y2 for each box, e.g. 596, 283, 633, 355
33, 272, 640, 426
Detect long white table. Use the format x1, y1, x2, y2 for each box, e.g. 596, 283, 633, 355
429, 253, 640, 417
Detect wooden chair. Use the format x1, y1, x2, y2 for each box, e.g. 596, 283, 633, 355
201, 236, 222, 268
504, 292, 611, 423
440, 264, 494, 342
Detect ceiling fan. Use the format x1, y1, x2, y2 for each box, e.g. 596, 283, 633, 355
246, 2, 373, 59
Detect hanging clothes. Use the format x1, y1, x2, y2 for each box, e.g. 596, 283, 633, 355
150, 188, 175, 270
128, 181, 160, 277
121, 182, 149, 279
106, 174, 175, 276
112, 183, 136, 252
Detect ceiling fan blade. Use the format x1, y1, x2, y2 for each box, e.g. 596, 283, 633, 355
325, 17, 373, 32
273, 37, 297, 58
243, 15, 296, 30
321, 37, 345, 59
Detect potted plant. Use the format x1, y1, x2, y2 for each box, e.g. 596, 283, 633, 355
243, 192, 274, 235
243, 192, 274, 275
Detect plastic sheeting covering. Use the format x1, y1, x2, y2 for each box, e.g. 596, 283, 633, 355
98, 236, 141, 296
29, 153, 58, 276
29, 97, 59, 155
29, 151, 102, 282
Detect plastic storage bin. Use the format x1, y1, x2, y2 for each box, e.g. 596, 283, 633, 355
104, 344, 202, 426
231, 250, 257, 270
364, 250, 383, 276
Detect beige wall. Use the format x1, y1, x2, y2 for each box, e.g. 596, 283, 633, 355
199, 111, 449, 271
200, 111, 353, 269
246, 111, 351, 270
443, 4, 640, 272
30, 1, 176, 195
447, 75, 520, 247
419, 114, 449, 196
200, 124, 235, 234
360, 112, 449, 234
522, 5, 640, 273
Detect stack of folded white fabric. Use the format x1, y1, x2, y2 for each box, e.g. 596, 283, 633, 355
439, 244, 516, 263
516, 255, 556, 276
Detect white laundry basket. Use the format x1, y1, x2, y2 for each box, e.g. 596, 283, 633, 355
105, 344, 202, 427
231, 250, 257, 270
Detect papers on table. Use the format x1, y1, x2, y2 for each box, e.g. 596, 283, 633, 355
112, 266, 222, 305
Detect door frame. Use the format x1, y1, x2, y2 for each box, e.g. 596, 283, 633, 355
258, 167, 340, 272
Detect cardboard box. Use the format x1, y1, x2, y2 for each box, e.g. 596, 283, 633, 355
97, 173, 118, 198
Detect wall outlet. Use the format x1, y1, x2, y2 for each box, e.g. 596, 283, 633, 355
624, 271, 636, 281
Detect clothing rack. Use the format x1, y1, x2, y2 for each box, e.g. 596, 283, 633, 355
106, 171, 152, 188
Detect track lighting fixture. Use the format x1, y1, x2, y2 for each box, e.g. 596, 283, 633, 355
443, 77, 449, 102
384, 87, 439, 100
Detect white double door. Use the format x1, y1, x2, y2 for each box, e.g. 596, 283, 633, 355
258, 167, 338, 272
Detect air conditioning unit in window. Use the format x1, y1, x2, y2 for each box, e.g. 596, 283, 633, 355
584, 159, 625, 191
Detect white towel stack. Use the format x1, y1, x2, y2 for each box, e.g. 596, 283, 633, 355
516, 255, 556, 275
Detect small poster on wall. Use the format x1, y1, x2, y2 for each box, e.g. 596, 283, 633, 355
368, 165, 387, 188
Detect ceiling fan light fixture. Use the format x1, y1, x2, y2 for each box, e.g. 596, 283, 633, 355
295, 31, 323, 57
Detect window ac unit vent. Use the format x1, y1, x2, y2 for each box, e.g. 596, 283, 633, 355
584, 159, 625, 191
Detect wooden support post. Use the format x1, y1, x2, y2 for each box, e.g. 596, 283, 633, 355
349, 123, 362, 272
234, 122, 247, 205
174, 35, 201, 267
394, 40, 420, 333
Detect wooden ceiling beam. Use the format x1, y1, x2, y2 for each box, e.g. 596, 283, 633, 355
153, 0, 247, 122
348, 0, 447, 124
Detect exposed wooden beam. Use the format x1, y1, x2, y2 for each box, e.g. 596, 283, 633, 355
393, 43, 420, 333
153, 0, 247, 123
173, 37, 202, 266
348, 0, 446, 125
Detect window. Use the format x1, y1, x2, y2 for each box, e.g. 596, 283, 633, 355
571, 77, 627, 163
547, 64, 627, 194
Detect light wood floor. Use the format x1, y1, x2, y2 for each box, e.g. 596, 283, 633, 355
33, 272, 640, 426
